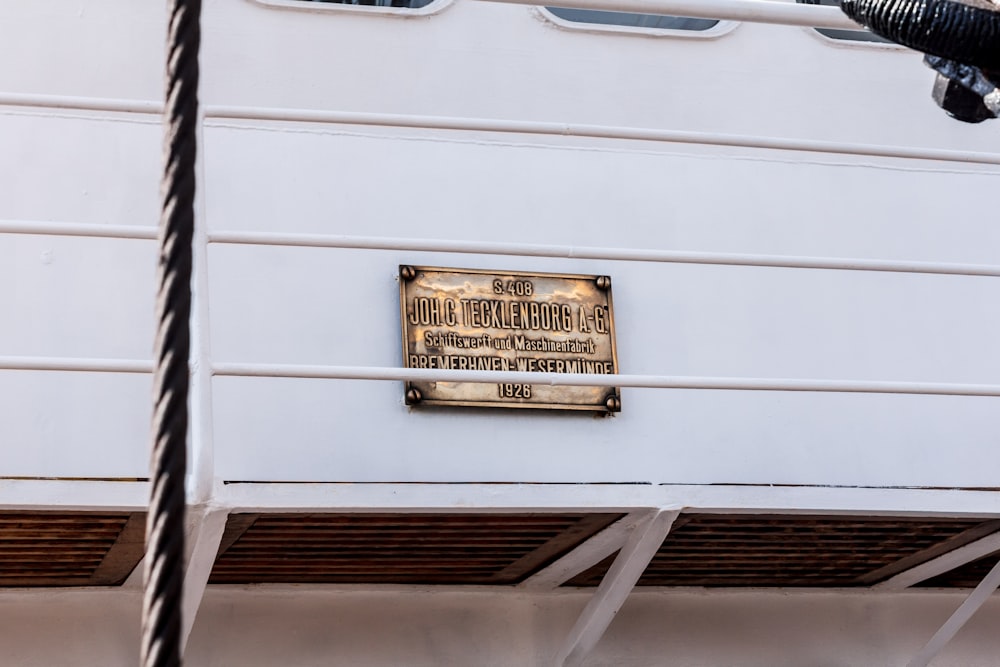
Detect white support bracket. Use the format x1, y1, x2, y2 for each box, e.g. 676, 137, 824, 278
520, 511, 656, 591
555, 509, 679, 667
875, 531, 1000, 591
906, 559, 1000, 667
180, 506, 230, 654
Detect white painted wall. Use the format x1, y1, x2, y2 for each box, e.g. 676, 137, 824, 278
3, 587, 1000, 666
1, 0, 999, 486
0, 110, 159, 477
4, 5, 1000, 664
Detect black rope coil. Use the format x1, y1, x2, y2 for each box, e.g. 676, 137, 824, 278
840, 0, 1000, 71
142, 1, 200, 666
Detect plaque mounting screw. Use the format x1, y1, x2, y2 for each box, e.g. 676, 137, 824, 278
604, 394, 621, 412
405, 386, 423, 405
400, 265, 417, 281
595, 276, 611, 291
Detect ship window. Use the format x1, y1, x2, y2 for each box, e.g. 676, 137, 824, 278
544, 7, 719, 31
797, 0, 893, 42
296, 0, 435, 6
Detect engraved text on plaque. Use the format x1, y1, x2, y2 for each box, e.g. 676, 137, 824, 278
399, 266, 620, 412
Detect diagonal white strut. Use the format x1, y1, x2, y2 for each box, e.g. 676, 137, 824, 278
180, 507, 230, 654
876, 531, 1000, 591
556, 509, 679, 667
521, 511, 655, 591
907, 558, 1000, 667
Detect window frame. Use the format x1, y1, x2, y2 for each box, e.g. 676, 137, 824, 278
801, 24, 908, 48
536, 6, 737, 39
247, 0, 453, 18
795, 0, 906, 48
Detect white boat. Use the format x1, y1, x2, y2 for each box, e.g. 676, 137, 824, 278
2, 0, 1000, 664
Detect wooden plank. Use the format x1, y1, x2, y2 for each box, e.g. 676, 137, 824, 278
0, 518, 125, 524
917, 554, 1000, 588
562, 513, 992, 588
857, 519, 1000, 585
229, 538, 558, 548
90, 512, 147, 586
520, 512, 653, 590
211, 512, 626, 586
250, 514, 584, 525
0, 536, 119, 543
0, 577, 93, 587
237, 527, 579, 536
0, 558, 104, 565
214, 560, 521, 568
876, 530, 1000, 590
0, 511, 135, 587
489, 514, 623, 584
214, 514, 258, 558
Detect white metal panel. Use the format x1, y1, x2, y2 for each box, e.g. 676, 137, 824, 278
0, 2, 164, 101
211, 374, 1000, 485
205, 122, 1000, 486
1, 587, 999, 667
0, 371, 151, 478
180, 588, 1000, 667
0, 106, 160, 480
0, 480, 148, 511
0, 235, 156, 359
0, 111, 160, 226
208, 244, 1000, 382
198, 0, 1000, 152
3, 0, 999, 492
203, 124, 1000, 264
215, 482, 1000, 516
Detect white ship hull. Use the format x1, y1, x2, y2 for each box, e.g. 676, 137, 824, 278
2, 0, 1000, 664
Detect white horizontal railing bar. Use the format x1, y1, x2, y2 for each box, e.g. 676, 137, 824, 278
0, 356, 153, 374
8, 220, 993, 279
205, 107, 1000, 166
7, 89, 991, 168
208, 230, 1000, 278
0, 92, 162, 115
211, 363, 1000, 397
7, 353, 999, 397
7, 97, 1000, 165
0, 220, 157, 240
8, 93, 997, 166
495, 0, 860, 29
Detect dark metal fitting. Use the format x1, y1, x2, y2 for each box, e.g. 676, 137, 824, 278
595, 276, 611, 291
405, 386, 423, 405
604, 394, 621, 412
400, 265, 417, 281
931, 73, 995, 123
926, 56, 1000, 123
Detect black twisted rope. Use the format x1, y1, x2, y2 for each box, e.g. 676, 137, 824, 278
142, 1, 200, 666
840, 0, 1000, 71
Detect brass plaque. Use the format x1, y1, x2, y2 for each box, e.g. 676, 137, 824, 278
399, 266, 620, 412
